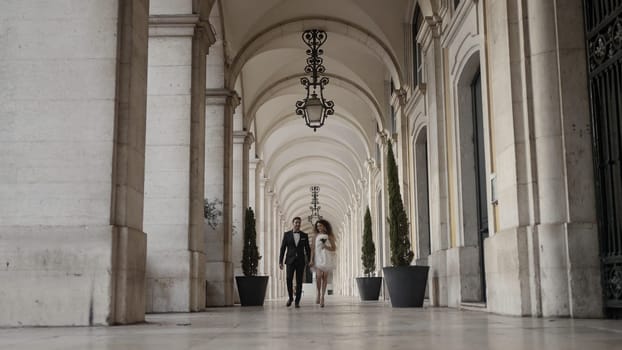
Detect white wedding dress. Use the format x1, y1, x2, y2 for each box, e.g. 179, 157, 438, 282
314, 233, 336, 272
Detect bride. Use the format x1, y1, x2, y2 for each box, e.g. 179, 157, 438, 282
309, 219, 337, 307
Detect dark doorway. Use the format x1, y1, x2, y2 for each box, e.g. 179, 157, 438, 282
472, 70, 488, 301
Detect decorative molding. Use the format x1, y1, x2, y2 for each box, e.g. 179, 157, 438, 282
441, 0, 478, 48
375, 131, 389, 146
403, 83, 426, 118
233, 131, 247, 144
149, 14, 199, 35
366, 158, 376, 171
149, 15, 216, 50
244, 132, 256, 146
205, 88, 241, 109
605, 263, 622, 302
420, 15, 442, 52
588, 17, 622, 73
395, 88, 408, 107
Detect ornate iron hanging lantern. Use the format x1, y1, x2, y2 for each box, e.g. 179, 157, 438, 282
308, 185, 323, 224
295, 29, 335, 131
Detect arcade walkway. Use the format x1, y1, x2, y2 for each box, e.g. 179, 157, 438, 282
2, 297, 621, 350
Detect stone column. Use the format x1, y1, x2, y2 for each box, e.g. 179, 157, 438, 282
144, 10, 214, 313
248, 144, 258, 209
274, 199, 280, 299
483, 0, 600, 317
256, 174, 267, 274
355, 187, 364, 279
204, 89, 239, 306
346, 208, 353, 295
365, 159, 379, 277
109, 0, 150, 325
0, 0, 149, 326
421, 16, 449, 307
525, 0, 601, 317
376, 133, 391, 269
395, 95, 411, 218
274, 213, 286, 298
264, 189, 274, 298
244, 134, 256, 212
231, 130, 246, 303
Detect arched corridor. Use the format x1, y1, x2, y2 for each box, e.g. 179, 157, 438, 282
1, 0, 622, 331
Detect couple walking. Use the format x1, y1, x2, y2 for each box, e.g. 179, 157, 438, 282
278, 216, 337, 308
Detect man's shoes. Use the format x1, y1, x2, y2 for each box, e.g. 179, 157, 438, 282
295, 303, 300, 308
286, 299, 293, 307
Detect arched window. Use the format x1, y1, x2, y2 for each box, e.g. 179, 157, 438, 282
412, 5, 424, 86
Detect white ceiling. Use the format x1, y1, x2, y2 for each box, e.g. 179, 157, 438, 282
217, 0, 412, 235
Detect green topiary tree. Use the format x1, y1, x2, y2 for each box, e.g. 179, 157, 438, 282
241, 207, 261, 276
387, 140, 414, 266
361, 206, 376, 276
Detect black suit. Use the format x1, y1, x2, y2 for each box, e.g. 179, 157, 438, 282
279, 230, 311, 304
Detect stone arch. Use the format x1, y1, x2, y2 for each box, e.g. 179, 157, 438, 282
244, 73, 385, 131
258, 112, 372, 161
264, 136, 366, 180
227, 17, 404, 90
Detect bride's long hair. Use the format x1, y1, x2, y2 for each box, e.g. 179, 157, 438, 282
314, 219, 334, 237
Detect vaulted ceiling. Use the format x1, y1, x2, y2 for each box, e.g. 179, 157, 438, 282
216, 0, 414, 233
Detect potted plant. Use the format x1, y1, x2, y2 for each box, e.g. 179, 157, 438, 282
382, 140, 429, 307
356, 206, 382, 300
235, 207, 269, 306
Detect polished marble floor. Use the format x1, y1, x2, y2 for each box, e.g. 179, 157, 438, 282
1, 296, 621, 350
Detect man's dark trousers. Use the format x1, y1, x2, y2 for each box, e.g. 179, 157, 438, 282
286, 258, 306, 303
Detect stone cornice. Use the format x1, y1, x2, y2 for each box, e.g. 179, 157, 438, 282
149, 14, 198, 37
420, 15, 442, 52
149, 14, 216, 50
244, 132, 255, 146
233, 131, 247, 144
205, 88, 241, 109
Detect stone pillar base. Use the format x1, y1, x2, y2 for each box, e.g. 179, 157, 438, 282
446, 245, 482, 307
428, 250, 448, 306
538, 222, 603, 317
110, 226, 147, 325
484, 227, 530, 316
146, 250, 196, 313
190, 251, 206, 311
205, 261, 234, 306
0, 225, 146, 326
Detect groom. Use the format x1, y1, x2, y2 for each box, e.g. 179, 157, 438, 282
279, 217, 311, 308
